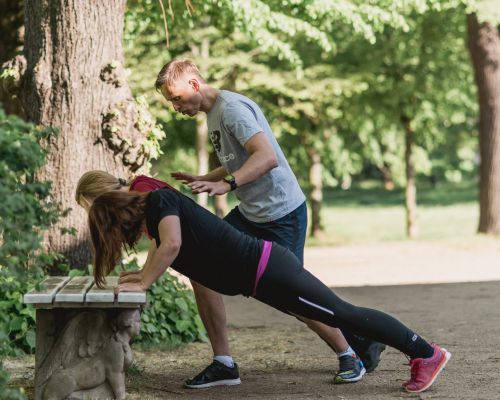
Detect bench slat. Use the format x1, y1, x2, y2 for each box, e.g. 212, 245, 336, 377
54, 276, 94, 302
118, 291, 146, 303
85, 277, 119, 302
23, 276, 71, 304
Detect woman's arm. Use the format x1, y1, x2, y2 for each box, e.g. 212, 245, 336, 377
116, 215, 181, 293
119, 240, 157, 284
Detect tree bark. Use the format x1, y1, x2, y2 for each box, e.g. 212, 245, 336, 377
20, 0, 153, 269
209, 151, 229, 217
307, 147, 323, 238
190, 37, 210, 209
379, 163, 395, 191
467, 14, 500, 235
196, 113, 209, 208
402, 116, 419, 239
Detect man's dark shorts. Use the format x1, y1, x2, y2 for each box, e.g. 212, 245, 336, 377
224, 201, 307, 263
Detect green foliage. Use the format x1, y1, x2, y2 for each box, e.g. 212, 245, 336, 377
0, 109, 63, 276
134, 95, 166, 166
0, 273, 40, 356
0, 108, 63, 400
0, 369, 25, 400
319, 2, 478, 187
123, 260, 207, 346
124, 0, 481, 215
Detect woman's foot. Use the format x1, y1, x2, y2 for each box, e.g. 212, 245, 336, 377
404, 343, 451, 393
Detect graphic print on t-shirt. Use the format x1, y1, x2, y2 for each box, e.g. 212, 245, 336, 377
210, 130, 222, 152
210, 129, 235, 163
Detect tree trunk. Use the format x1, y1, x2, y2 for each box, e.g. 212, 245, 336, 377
209, 151, 229, 217
402, 116, 419, 239
196, 113, 209, 208
20, 0, 153, 269
307, 147, 323, 238
467, 14, 500, 235
190, 37, 210, 208
376, 142, 395, 190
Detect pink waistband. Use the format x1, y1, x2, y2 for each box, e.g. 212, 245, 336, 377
252, 240, 272, 297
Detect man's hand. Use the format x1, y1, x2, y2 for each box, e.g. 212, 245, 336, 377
187, 180, 230, 196
114, 281, 145, 294
171, 171, 199, 184
119, 271, 143, 284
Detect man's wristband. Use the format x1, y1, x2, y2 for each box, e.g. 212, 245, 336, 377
223, 174, 237, 191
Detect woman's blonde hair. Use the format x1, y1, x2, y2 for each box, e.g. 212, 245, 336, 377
75, 170, 128, 208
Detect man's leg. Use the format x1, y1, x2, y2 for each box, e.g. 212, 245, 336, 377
191, 280, 230, 355
300, 317, 348, 353
184, 280, 241, 389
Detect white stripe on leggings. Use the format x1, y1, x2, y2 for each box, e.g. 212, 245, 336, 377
298, 297, 334, 315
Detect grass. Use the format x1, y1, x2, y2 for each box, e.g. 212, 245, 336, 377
306, 179, 490, 247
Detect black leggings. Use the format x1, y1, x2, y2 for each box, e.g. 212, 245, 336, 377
254, 244, 433, 360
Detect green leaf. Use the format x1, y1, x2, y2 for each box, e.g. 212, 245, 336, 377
174, 297, 188, 312
9, 317, 23, 332
25, 330, 36, 350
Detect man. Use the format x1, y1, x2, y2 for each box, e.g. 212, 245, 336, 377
155, 59, 384, 388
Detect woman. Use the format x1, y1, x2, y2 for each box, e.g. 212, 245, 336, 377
76, 171, 373, 385
87, 187, 450, 394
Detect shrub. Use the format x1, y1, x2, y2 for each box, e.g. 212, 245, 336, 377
0, 108, 205, 398
0, 108, 62, 399
119, 259, 207, 347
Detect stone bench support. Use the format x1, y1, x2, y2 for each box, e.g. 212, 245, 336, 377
23, 276, 146, 400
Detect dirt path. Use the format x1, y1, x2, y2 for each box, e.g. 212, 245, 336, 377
304, 240, 500, 287
5, 241, 500, 399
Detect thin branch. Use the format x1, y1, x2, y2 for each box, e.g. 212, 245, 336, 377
185, 0, 194, 16
157, 0, 196, 47
157, 0, 170, 48
168, 0, 174, 20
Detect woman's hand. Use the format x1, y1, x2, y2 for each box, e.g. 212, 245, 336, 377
120, 270, 140, 278
119, 271, 143, 284
114, 282, 145, 294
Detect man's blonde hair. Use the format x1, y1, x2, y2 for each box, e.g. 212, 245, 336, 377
75, 170, 127, 207
155, 59, 205, 91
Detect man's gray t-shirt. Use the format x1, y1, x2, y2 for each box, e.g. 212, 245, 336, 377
207, 90, 305, 223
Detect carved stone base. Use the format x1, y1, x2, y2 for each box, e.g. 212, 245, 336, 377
35, 308, 140, 400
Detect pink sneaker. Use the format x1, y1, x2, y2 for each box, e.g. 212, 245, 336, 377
404, 343, 451, 393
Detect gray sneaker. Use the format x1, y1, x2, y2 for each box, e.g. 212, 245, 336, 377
334, 354, 366, 384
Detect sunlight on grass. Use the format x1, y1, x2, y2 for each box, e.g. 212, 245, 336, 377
308, 204, 482, 246
306, 180, 498, 247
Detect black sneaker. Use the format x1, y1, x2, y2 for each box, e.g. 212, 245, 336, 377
334, 354, 366, 384
359, 342, 386, 373
184, 360, 241, 389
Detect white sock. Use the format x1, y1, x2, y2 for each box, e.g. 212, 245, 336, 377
214, 355, 235, 368
337, 346, 356, 358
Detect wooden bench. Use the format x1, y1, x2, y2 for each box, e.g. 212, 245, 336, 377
24, 276, 146, 400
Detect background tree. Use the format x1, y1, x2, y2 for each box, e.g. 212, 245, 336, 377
331, 2, 477, 238
467, 1, 500, 235
1, 0, 163, 269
